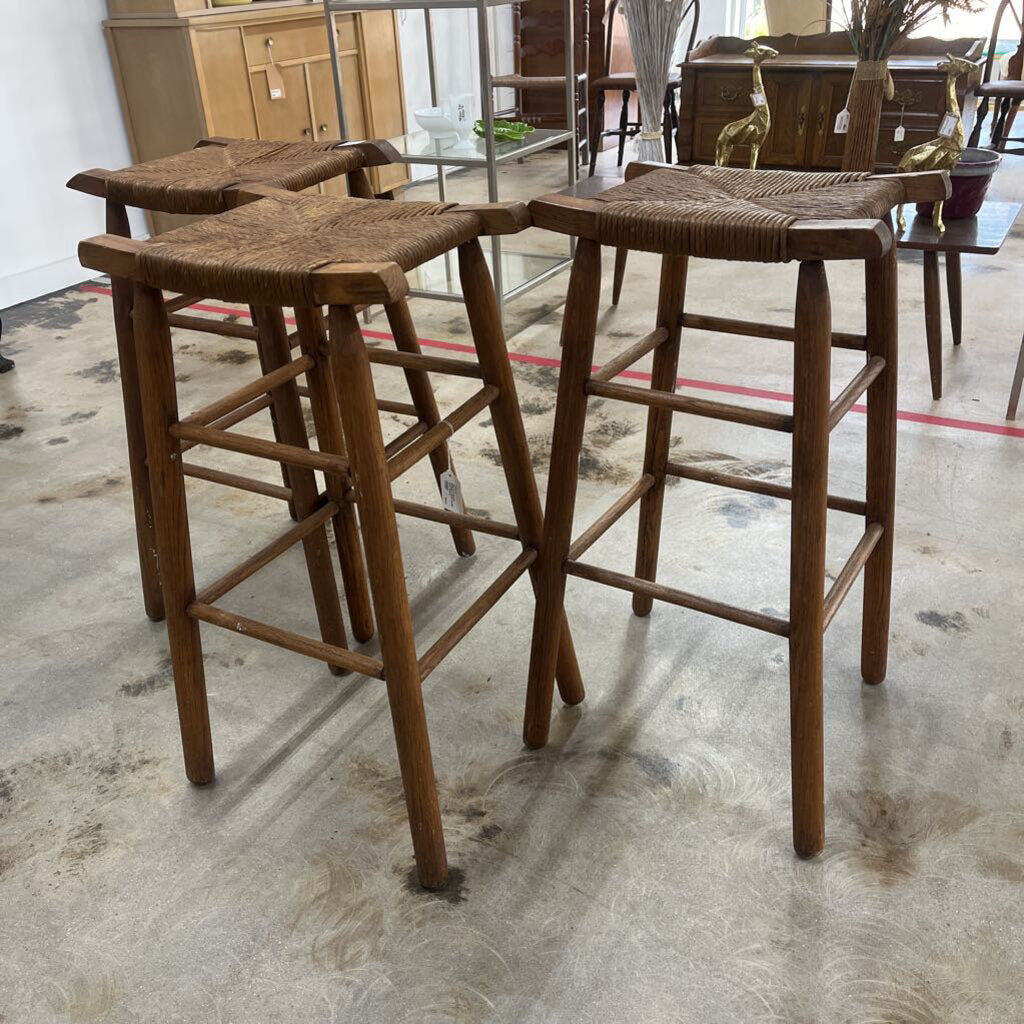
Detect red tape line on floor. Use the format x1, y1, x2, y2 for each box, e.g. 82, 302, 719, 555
78, 284, 1024, 440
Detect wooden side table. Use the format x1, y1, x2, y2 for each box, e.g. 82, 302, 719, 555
896, 200, 1022, 401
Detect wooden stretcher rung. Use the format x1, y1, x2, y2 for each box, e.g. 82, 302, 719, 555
681, 312, 867, 352
188, 601, 385, 679
565, 559, 791, 637
171, 422, 349, 475
179, 394, 273, 453
392, 498, 520, 540
387, 386, 499, 480
664, 461, 867, 516
164, 293, 201, 314
823, 523, 884, 631
167, 311, 259, 341
384, 421, 430, 458
828, 356, 886, 431
377, 398, 420, 417
195, 501, 338, 605
181, 461, 292, 502
586, 378, 794, 432
181, 355, 314, 427
591, 328, 669, 383
418, 549, 538, 681
568, 474, 655, 560
367, 348, 484, 380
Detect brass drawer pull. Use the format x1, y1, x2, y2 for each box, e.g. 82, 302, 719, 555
817, 109, 825, 135
303, 127, 312, 136
891, 88, 921, 109
720, 86, 740, 103
319, 124, 329, 134
797, 106, 806, 135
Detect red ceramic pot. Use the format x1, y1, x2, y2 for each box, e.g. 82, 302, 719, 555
916, 147, 1002, 220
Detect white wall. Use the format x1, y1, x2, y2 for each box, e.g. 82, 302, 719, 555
0, 1, 145, 310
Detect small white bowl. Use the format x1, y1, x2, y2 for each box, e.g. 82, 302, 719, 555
414, 107, 457, 141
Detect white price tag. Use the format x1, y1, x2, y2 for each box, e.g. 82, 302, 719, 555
439, 469, 465, 515
269, 88, 283, 100
751, 91, 766, 106
834, 108, 850, 134
266, 61, 286, 102
938, 113, 958, 138
894, 125, 905, 143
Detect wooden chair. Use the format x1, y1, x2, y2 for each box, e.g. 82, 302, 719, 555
587, 0, 700, 175
68, 138, 472, 640
968, 0, 1024, 153
524, 161, 949, 858
77, 187, 583, 890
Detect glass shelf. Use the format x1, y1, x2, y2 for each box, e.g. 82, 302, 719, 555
407, 249, 571, 303
328, 0, 514, 11
386, 128, 574, 168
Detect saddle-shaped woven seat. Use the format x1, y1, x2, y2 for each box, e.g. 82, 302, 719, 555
106, 140, 367, 215
584, 166, 906, 262
135, 191, 482, 306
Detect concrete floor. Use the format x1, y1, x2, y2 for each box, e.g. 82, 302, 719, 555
2, 150, 1024, 1023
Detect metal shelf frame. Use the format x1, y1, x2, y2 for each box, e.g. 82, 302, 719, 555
324, 0, 579, 319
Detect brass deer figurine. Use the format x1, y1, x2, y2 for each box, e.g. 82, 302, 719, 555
715, 43, 779, 169
896, 54, 982, 234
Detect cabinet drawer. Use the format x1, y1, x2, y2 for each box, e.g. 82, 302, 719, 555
243, 18, 329, 68
885, 77, 947, 118
696, 72, 755, 113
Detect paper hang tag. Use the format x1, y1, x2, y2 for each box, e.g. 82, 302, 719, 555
834, 108, 850, 134
266, 62, 286, 101
938, 113, 958, 138
439, 469, 465, 515
894, 124, 906, 143
751, 90, 766, 107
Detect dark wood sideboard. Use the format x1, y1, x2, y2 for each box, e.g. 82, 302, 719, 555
677, 32, 984, 171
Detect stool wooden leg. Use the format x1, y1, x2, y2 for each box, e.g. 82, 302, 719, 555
611, 248, 628, 306
384, 299, 476, 558
923, 250, 943, 399
789, 260, 830, 859
328, 304, 447, 891
132, 282, 213, 784
862, 244, 899, 685
523, 239, 603, 749
250, 304, 298, 522
946, 252, 962, 346
1007, 331, 1024, 420
458, 240, 585, 709
293, 306, 376, 644
589, 89, 605, 177
632, 255, 688, 616
106, 201, 164, 622
617, 91, 630, 167
251, 307, 349, 672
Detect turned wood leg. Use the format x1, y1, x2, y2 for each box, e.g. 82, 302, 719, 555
328, 304, 447, 891
132, 283, 213, 784
662, 88, 673, 163
923, 250, 943, 400
789, 260, 830, 859
106, 201, 164, 622
617, 90, 630, 167
458, 240, 584, 710
968, 96, 989, 148
862, 243, 899, 686
946, 252, 962, 346
589, 89, 605, 177
523, 239, 602, 749
632, 255, 688, 616
384, 299, 476, 558
293, 306, 376, 644
251, 307, 349, 672
611, 247, 628, 306
1006, 331, 1024, 420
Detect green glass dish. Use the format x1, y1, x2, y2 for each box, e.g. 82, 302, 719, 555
472, 120, 537, 142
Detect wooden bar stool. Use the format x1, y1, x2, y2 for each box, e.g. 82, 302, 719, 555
77, 188, 583, 890
68, 138, 473, 640
524, 161, 950, 858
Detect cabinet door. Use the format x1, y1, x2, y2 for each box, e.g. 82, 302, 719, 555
808, 72, 851, 168
307, 56, 365, 197
251, 63, 314, 142
760, 73, 813, 166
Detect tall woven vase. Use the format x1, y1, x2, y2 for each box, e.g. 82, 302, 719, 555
841, 60, 891, 171
623, 0, 686, 161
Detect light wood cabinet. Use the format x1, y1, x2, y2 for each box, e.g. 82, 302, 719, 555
105, 1, 409, 232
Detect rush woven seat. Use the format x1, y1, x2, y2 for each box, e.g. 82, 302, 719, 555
104, 140, 368, 215
583, 166, 906, 262
135, 191, 482, 306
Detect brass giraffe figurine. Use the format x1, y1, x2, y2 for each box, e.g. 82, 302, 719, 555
896, 54, 982, 234
715, 43, 779, 169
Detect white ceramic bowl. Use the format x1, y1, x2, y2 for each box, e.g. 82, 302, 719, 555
414, 107, 457, 141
